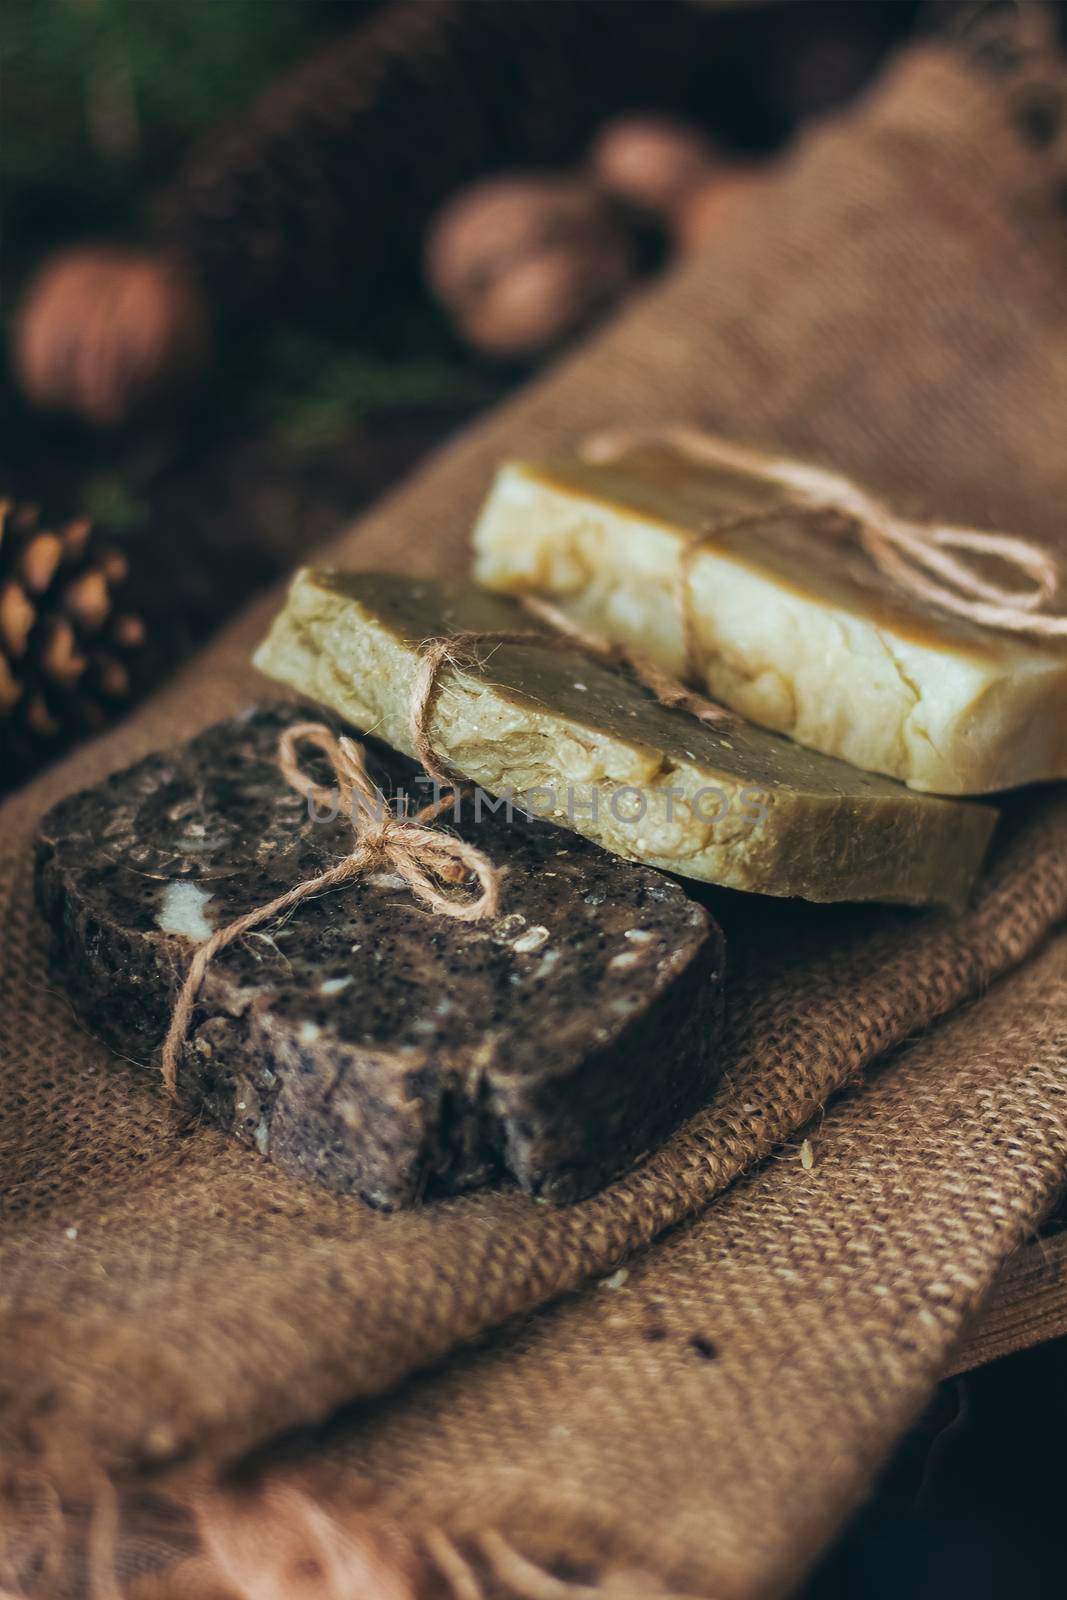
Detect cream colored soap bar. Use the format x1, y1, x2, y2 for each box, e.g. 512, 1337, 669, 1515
471, 443, 1067, 794
254, 569, 996, 907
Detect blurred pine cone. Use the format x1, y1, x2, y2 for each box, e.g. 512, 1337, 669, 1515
0, 500, 146, 783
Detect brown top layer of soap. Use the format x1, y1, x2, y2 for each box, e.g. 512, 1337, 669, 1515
251, 569, 998, 906
317, 570, 981, 802
527, 444, 1067, 662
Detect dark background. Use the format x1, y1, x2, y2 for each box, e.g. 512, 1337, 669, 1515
806, 1339, 1066, 1599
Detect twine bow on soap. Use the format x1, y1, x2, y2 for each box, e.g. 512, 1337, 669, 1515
161, 721, 498, 1097
582, 425, 1067, 638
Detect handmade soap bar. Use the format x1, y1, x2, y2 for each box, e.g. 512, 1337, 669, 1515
471, 441, 1067, 794
254, 569, 996, 906
36, 708, 722, 1208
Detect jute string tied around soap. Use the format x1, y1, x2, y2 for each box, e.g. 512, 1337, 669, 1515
161, 721, 498, 1097
582, 424, 1067, 643
408, 610, 734, 790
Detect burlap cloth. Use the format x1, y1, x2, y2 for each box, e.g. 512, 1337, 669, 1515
4, 34, 1067, 1599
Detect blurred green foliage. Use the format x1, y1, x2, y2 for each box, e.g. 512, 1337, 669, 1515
256, 327, 500, 453
4, 0, 319, 210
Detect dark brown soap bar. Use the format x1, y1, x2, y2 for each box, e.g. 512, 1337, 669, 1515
35, 708, 723, 1207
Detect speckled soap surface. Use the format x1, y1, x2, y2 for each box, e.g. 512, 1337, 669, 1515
35, 708, 723, 1207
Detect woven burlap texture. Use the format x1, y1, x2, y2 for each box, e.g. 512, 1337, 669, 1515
3, 38, 1067, 1597
259, 930, 1066, 1600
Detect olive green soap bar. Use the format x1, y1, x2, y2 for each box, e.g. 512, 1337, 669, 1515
254, 569, 996, 907
471, 442, 1067, 795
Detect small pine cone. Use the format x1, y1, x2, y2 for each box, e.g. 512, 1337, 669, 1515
0, 500, 147, 783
